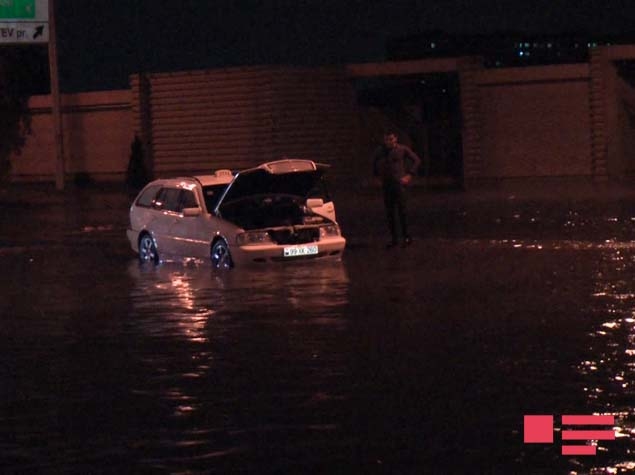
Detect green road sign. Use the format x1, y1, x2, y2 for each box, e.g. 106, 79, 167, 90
0, 0, 36, 19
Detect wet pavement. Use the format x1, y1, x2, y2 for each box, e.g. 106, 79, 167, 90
4, 181, 635, 473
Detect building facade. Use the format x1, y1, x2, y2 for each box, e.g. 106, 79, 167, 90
10, 45, 635, 189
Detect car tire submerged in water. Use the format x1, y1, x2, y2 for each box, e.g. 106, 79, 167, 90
138, 233, 159, 264
211, 239, 234, 269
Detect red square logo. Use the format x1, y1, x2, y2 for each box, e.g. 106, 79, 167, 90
524, 415, 554, 443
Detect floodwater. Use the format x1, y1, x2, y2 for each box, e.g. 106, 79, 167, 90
3, 183, 635, 473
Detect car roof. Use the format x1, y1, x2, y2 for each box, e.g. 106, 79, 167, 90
146, 170, 234, 189
192, 169, 235, 186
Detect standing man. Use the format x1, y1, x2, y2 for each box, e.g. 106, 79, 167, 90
372, 129, 422, 248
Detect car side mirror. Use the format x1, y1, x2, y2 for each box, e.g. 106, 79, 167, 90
182, 207, 202, 217
306, 198, 324, 208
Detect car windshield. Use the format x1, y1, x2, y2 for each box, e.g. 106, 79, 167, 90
202, 184, 229, 213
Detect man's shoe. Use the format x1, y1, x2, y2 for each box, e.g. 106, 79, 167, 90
386, 241, 399, 249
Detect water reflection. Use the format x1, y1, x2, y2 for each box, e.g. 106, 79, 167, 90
575, 246, 635, 473
127, 259, 350, 316
124, 260, 351, 472
478, 239, 635, 252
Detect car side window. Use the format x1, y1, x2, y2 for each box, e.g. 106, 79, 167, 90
136, 185, 161, 208
180, 189, 199, 209
154, 187, 182, 212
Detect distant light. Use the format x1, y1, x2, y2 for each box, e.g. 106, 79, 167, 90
519, 51, 524, 57
431, 42, 436, 49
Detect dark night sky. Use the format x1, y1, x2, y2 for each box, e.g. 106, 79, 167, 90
44, 0, 635, 92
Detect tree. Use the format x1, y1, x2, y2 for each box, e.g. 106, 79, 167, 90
126, 135, 149, 190
0, 46, 48, 180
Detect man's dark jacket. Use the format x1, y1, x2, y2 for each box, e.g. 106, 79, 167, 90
373, 143, 422, 183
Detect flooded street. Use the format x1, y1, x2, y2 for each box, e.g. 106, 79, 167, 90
4, 182, 635, 473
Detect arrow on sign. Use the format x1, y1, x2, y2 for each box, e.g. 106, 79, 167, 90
32, 25, 43, 39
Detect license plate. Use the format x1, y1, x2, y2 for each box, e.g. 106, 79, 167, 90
283, 245, 318, 257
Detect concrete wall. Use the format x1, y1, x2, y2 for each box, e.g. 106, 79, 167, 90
477, 64, 592, 178
8, 47, 635, 187
607, 46, 635, 178
129, 66, 359, 181
9, 90, 133, 182
616, 76, 635, 176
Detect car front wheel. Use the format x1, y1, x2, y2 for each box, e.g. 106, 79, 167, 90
139, 233, 159, 264
211, 239, 233, 269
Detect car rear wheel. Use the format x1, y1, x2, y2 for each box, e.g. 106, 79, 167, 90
211, 239, 233, 269
139, 233, 159, 264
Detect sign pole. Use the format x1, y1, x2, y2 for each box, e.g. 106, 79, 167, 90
47, 0, 63, 190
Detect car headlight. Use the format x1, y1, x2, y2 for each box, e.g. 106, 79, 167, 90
319, 224, 341, 238
236, 230, 273, 246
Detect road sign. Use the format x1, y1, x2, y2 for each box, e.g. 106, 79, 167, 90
0, 22, 47, 42
0, 0, 35, 18
0, 0, 48, 43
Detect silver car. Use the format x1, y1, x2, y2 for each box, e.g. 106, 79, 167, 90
126, 159, 346, 268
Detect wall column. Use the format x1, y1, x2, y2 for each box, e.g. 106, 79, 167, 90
129, 73, 154, 179
458, 57, 485, 188
589, 47, 610, 181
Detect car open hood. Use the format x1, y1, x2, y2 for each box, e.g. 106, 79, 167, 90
215, 160, 328, 212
